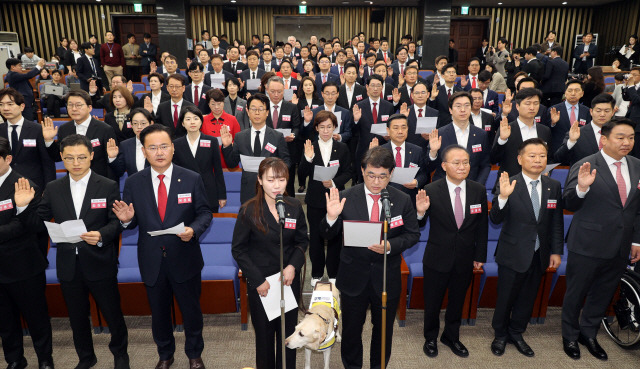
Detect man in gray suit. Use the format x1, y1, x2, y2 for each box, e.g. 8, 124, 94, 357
220, 93, 290, 203
562, 117, 640, 361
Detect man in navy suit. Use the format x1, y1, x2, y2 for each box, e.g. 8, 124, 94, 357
548, 80, 592, 157
113, 124, 212, 369
572, 33, 598, 75
315, 55, 340, 92
428, 63, 463, 128
5, 58, 45, 121
301, 82, 353, 143
541, 46, 569, 107
183, 62, 212, 114
76, 43, 101, 93
239, 50, 265, 97
258, 48, 278, 73
477, 70, 500, 115
140, 33, 157, 75
400, 82, 439, 153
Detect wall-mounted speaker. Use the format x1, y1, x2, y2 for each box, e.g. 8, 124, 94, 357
222, 6, 238, 23
371, 9, 385, 23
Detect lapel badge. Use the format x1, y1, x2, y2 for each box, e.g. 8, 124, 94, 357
178, 179, 181, 182
287, 213, 290, 216
473, 133, 476, 136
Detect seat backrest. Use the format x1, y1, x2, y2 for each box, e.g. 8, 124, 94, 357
118, 245, 139, 268
487, 241, 498, 262
141, 75, 150, 88
419, 219, 430, 242
131, 83, 146, 93
121, 229, 139, 246
485, 170, 498, 190
200, 217, 238, 267
402, 241, 426, 264
224, 171, 242, 192
47, 247, 57, 269
488, 220, 502, 241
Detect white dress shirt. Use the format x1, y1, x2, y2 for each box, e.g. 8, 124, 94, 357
250, 125, 266, 150
345, 82, 356, 107
151, 91, 162, 114
318, 137, 333, 166
187, 133, 201, 157
270, 101, 282, 122
6, 117, 24, 150
453, 122, 470, 149
498, 118, 537, 145
577, 151, 630, 198
413, 104, 427, 117
446, 177, 466, 218
150, 164, 173, 206
391, 141, 406, 167
70, 170, 91, 219
498, 173, 541, 209
135, 138, 145, 171
74, 116, 92, 136
470, 111, 483, 129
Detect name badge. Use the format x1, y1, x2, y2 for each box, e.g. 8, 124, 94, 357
311, 105, 319, 109
90, 138, 100, 147
200, 140, 211, 148
202, 93, 206, 99
381, 115, 389, 122
127, 121, 132, 129
409, 162, 418, 168
386, 95, 393, 100
470, 204, 482, 214
178, 193, 192, 204
291, 86, 298, 90
90, 198, 107, 209
236, 105, 244, 111
472, 144, 482, 153
282, 115, 291, 122
637, 180, 640, 190
579, 119, 586, 126
485, 126, 491, 131
265, 142, 277, 153
0, 199, 13, 211
547, 199, 557, 209
329, 160, 339, 167
284, 218, 296, 229
23, 139, 36, 147
488, 100, 494, 106
534, 116, 541, 123
236, 70, 242, 74
356, 94, 363, 101
390, 215, 404, 229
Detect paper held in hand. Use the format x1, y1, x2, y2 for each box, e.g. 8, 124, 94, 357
210, 74, 225, 89
260, 272, 298, 321
370, 123, 388, 136
284, 89, 294, 101
333, 111, 342, 134
343, 220, 382, 247
543, 163, 560, 175
415, 117, 438, 134
313, 165, 339, 181
240, 155, 266, 173
390, 167, 419, 185
275, 128, 292, 137
148, 222, 186, 236
246, 78, 261, 91
44, 219, 87, 243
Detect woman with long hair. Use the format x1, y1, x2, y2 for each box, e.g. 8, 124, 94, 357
106, 107, 154, 177
292, 76, 322, 111
581, 66, 605, 107
105, 85, 136, 143
231, 157, 308, 369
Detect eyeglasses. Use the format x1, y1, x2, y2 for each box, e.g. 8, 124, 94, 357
131, 121, 150, 127
365, 172, 389, 181
62, 156, 89, 163
445, 161, 470, 167
452, 104, 471, 109
249, 107, 266, 113
166, 85, 183, 90
412, 91, 428, 96
145, 144, 171, 153
67, 103, 87, 110
323, 91, 338, 96
368, 84, 383, 89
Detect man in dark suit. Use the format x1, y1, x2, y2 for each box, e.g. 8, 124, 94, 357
428, 91, 491, 185
183, 62, 212, 114
561, 117, 640, 361
301, 82, 354, 143
315, 55, 340, 92
572, 33, 598, 75
209, 35, 226, 59
258, 48, 278, 73
239, 50, 265, 97
477, 70, 501, 115
154, 74, 196, 139
622, 68, 640, 157
401, 82, 439, 153
336, 63, 366, 111
555, 94, 614, 166
360, 53, 378, 84
41, 90, 119, 181
489, 138, 564, 357
376, 39, 394, 65
321, 146, 420, 368
491, 88, 552, 190
203, 55, 234, 89
523, 47, 544, 85
76, 43, 101, 93
506, 78, 552, 127
222, 46, 247, 77
139, 33, 157, 75
476, 38, 490, 68
460, 57, 482, 92
5, 58, 45, 121
469, 88, 499, 143
420, 145, 488, 358
548, 80, 592, 157
428, 63, 463, 128
425, 55, 449, 90
30, 134, 129, 369
112, 124, 212, 369
397, 66, 420, 107
389, 48, 409, 86
0, 138, 54, 369
221, 93, 290, 203
541, 46, 569, 107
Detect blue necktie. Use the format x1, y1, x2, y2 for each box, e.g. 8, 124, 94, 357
531, 180, 540, 251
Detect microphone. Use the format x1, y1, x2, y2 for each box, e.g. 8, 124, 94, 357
381, 189, 391, 221
275, 194, 286, 224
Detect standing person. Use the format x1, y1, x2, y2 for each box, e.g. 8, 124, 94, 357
26, 134, 130, 369
202, 89, 241, 168
140, 33, 157, 75
548, 80, 591, 157
231, 157, 309, 369
561, 117, 640, 361
184, 62, 212, 114
76, 43, 100, 93
112, 124, 212, 369
122, 33, 141, 83
104, 85, 135, 143
0, 138, 54, 369
136, 73, 170, 114
106, 108, 153, 177
572, 32, 598, 75
101, 30, 126, 89
541, 30, 562, 55
488, 38, 510, 78
4, 58, 45, 121
222, 78, 248, 130
420, 145, 487, 358
541, 46, 569, 107
321, 147, 420, 368
489, 138, 564, 357
153, 74, 197, 139
428, 63, 463, 128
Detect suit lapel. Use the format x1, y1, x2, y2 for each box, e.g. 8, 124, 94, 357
142, 169, 162, 224
354, 185, 371, 221
626, 157, 639, 208
595, 152, 621, 206
439, 180, 457, 227
515, 173, 537, 221
86, 119, 98, 139
582, 124, 599, 152
79, 173, 99, 219
261, 129, 275, 156
60, 175, 78, 220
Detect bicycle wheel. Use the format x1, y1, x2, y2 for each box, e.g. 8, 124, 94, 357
602, 273, 640, 348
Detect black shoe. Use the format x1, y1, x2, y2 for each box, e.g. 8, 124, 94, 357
509, 337, 534, 357
578, 334, 607, 361
297, 186, 305, 193
74, 356, 97, 369
440, 335, 469, 358
39, 360, 54, 369
114, 354, 130, 369
491, 338, 506, 356
423, 339, 438, 357
7, 357, 27, 369
562, 338, 581, 360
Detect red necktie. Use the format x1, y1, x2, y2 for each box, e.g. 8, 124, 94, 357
369, 194, 381, 222
598, 129, 603, 150
472, 77, 477, 88
194, 85, 199, 107
322, 74, 327, 83
372, 102, 378, 124
400, 64, 404, 76
214, 49, 218, 55
418, 108, 423, 117
340, 66, 343, 75
447, 89, 451, 98
173, 104, 179, 128
570, 106, 576, 125
395, 147, 402, 167
157, 174, 167, 222
614, 162, 627, 205
272, 105, 279, 128
384, 53, 388, 63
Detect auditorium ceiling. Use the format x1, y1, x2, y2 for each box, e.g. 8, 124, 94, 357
19, 0, 620, 6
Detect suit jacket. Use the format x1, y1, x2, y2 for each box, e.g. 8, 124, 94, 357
398, 84, 414, 107
470, 110, 499, 144
258, 60, 279, 73
564, 152, 640, 259
376, 49, 394, 64
239, 68, 265, 95
139, 42, 157, 67
133, 91, 171, 109
298, 140, 352, 209
108, 136, 148, 177
0, 170, 46, 284
523, 58, 544, 84
75, 55, 98, 92
204, 70, 235, 89
47, 118, 118, 181
172, 134, 226, 206
405, 104, 439, 153
6, 68, 39, 104
381, 141, 428, 200
491, 121, 552, 182
483, 89, 500, 115
314, 72, 341, 92
541, 57, 569, 94
232, 197, 308, 289
354, 98, 396, 163
330, 64, 347, 76
320, 184, 420, 299
540, 42, 561, 54
223, 96, 249, 130
337, 83, 367, 111
549, 102, 592, 155
221, 127, 290, 203
266, 101, 301, 157
183, 83, 212, 114
223, 61, 247, 78
153, 100, 197, 138
428, 84, 463, 128
422, 178, 488, 273
104, 111, 135, 144
507, 104, 551, 128
623, 85, 640, 123
490, 173, 564, 273
572, 43, 598, 73
302, 105, 353, 143
36, 172, 122, 282
429, 123, 491, 185
554, 123, 600, 166
476, 46, 490, 66
0, 121, 55, 189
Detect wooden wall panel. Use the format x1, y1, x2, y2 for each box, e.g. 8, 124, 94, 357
0, 3, 154, 60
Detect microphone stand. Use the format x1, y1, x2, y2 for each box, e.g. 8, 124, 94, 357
381, 197, 390, 368
279, 216, 286, 368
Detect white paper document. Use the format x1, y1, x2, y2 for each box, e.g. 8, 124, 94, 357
333, 112, 343, 134
370, 123, 388, 136
415, 117, 438, 134
44, 220, 87, 243
543, 163, 560, 175
275, 128, 292, 137
246, 78, 261, 91
260, 272, 298, 321
313, 165, 339, 181
480, 108, 493, 115
148, 222, 185, 236
210, 74, 225, 89
390, 167, 420, 184
343, 221, 382, 247
284, 89, 294, 101
240, 155, 266, 173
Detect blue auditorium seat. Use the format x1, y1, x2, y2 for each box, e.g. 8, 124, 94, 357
91, 108, 104, 119
222, 171, 242, 213
485, 170, 498, 197
550, 168, 569, 188
402, 220, 429, 306
141, 75, 150, 88
118, 229, 142, 283
418, 70, 434, 80
477, 221, 502, 303
131, 82, 146, 93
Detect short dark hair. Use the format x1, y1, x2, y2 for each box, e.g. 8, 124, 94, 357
386, 113, 407, 128
24, 46, 34, 53
0, 137, 10, 159
148, 72, 165, 85
60, 134, 92, 154
551, 46, 563, 56
469, 87, 483, 96
525, 47, 537, 56
615, 72, 626, 82
127, 33, 135, 39
442, 144, 469, 162
601, 117, 636, 138
201, 30, 210, 36
246, 50, 259, 59
166, 74, 186, 86
515, 88, 543, 105
435, 55, 449, 65
591, 93, 615, 109
321, 81, 339, 92
64, 90, 92, 105
0, 88, 25, 105
51, 69, 62, 77
517, 77, 538, 90
498, 37, 509, 45
247, 93, 269, 109
318, 54, 331, 63
128, 107, 154, 123
366, 74, 384, 86
5, 58, 21, 69
262, 48, 272, 55
448, 91, 472, 109
143, 33, 151, 39
139, 124, 172, 146
314, 110, 338, 129
518, 137, 548, 155
206, 88, 225, 103
188, 62, 204, 72
344, 62, 358, 73
512, 48, 525, 57
442, 63, 457, 73
111, 74, 127, 84
468, 57, 481, 65
225, 77, 241, 90
365, 53, 377, 60
178, 105, 203, 126
478, 70, 492, 83
361, 146, 395, 171
566, 79, 584, 91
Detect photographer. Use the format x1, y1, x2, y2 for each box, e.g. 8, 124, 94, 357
618, 35, 640, 70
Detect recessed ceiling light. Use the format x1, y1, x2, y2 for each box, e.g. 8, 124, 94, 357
301, 0, 307, 3
562, 1, 568, 4
230, 0, 236, 2
498, 2, 502, 5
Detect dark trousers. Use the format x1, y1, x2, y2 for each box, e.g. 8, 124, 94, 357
295, 140, 307, 188
247, 277, 300, 369
307, 205, 341, 279
341, 281, 398, 369
543, 92, 563, 107
349, 131, 360, 185
561, 251, 628, 340
423, 265, 473, 341
146, 257, 204, 360
286, 142, 300, 196
60, 260, 128, 363
0, 272, 52, 365
44, 96, 63, 117
22, 103, 36, 122
492, 253, 543, 340
142, 64, 151, 75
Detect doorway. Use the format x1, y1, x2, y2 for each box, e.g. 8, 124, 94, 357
112, 15, 159, 50
450, 18, 488, 75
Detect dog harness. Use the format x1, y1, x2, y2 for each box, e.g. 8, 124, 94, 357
307, 290, 341, 351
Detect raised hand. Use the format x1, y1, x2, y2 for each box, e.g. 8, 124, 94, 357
569, 120, 581, 142
398, 73, 405, 87
460, 75, 468, 87
359, 65, 364, 77
499, 117, 511, 141
185, 58, 192, 68
504, 88, 513, 103
14, 178, 35, 207
220, 124, 233, 147
339, 73, 345, 85
126, 80, 133, 93
37, 59, 46, 68
303, 105, 313, 123
501, 98, 512, 116
89, 79, 98, 94
577, 162, 596, 192
428, 129, 441, 156
498, 171, 516, 200
369, 137, 379, 149
431, 81, 439, 99
41, 116, 58, 142
392, 88, 401, 103
144, 96, 153, 113
352, 104, 362, 122
550, 107, 560, 126
290, 93, 298, 104
308, 71, 315, 81
106, 138, 119, 159
433, 74, 440, 86
112, 200, 135, 223
325, 187, 346, 221
416, 189, 430, 215
399, 102, 409, 116
304, 139, 314, 159
149, 61, 157, 74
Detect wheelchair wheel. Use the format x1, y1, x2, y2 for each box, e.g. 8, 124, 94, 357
602, 273, 640, 348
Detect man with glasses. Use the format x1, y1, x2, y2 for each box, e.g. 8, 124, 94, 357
460, 57, 482, 91
184, 62, 212, 114
154, 74, 196, 139
302, 82, 353, 143
469, 87, 498, 142
429, 63, 463, 128
315, 55, 340, 92
321, 146, 420, 369
398, 66, 420, 107
42, 90, 119, 180
220, 93, 290, 203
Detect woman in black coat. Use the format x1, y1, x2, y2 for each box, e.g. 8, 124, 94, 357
104, 85, 135, 143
